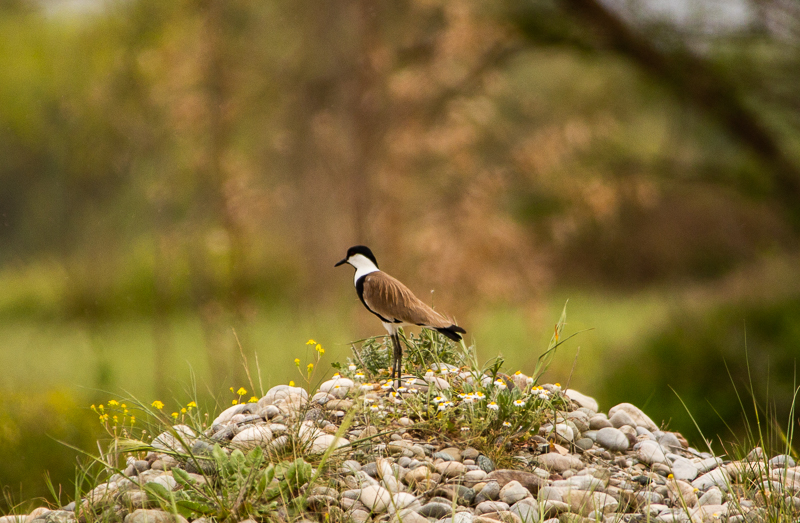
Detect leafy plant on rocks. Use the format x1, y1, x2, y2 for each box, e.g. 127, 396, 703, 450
143, 444, 314, 522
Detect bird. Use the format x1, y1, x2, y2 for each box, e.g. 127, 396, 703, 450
335, 245, 466, 388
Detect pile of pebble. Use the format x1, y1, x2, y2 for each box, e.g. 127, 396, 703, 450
3, 373, 800, 523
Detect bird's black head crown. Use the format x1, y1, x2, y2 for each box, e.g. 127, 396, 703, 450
335, 245, 378, 268
346, 245, 378, 266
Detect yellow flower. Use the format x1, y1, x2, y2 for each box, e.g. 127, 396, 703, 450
289, 380, 295, 386
232, 400, 238, 405
108, 399, 119, 406
294, 358, 300, 366
315, 344, 324, 354
181, 408, 187, 414
98, 404, 105, 411
187, 401, 197, 408
171, 412, 178, 419
237, 387, 247, 396
112, 415, 119, 423
306, 339, 316, 345
248, 396, 258, 403
151, 401, 164, 410
229, 387, 234, 392
123, 409, 128, 415
90, 404, 96, 412
121, 403, 127, 409
307, 363, 314, 372
130, 416, 136, 425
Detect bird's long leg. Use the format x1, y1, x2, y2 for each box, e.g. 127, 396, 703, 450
391, 332, 402, 390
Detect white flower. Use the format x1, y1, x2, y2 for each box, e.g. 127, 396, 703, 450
363, 397, 375, 404
381, 382, 393, 390
348, 364, 357, 371
503, 421, 512, 427
360, 383, 373, 390
474, 391, 486, 399
513, 399, 526, 407
493, 379, 507, 390
487, 401, 499, 411
461, 427, 470, 432
397, 387, 408, 393
433, 396, 445, 404
354, 372, 365, 381
369, 405, 379, 412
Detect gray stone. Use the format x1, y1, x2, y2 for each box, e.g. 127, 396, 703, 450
436, 461, 467, 477
465, 470, 487, 482
657, 432, 683, 451
433, 485, 475, 505
475, 501, 510, 514
319, 377, 354, 398
769, 454, 795, 468
695, 457, 724, 474
533, 453, 584, 473
258, 385, 308, 407
487, 470, 546, 494
608, 403, 658, 431
575, 438, 594, 451
564, 389, 599, 412
360, 485, 392, 513
390, 508, 428, 523
595, 427, 629, 452
510, 499, 539, 523
669, 457, 698, 481
231, 425, 272, 449
636, 440, 667, 465
698, 487, 722, 506
475, 481, 501, 503
692, 468, 730, 491
31, 512, 76, 523
589, 415, 613, 430
609, 410, 636, 429
462, 447, 480, 460
417, 502, 452, 519
537, 486, 563, 502
123, 510, 188, 523
211, 403, 253, 425
477, 455, 495, 473
403, 466, 432, 485
499, 481, 531, 505
391, 492, 420, 511
350, 509, 370, 523
310, 434, 350, 453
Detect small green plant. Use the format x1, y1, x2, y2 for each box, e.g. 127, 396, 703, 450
144, 446, 313, 521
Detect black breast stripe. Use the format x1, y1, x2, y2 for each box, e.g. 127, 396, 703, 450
356, 275, 394, 323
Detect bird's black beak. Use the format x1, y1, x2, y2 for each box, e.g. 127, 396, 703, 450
334, 258, 348, 267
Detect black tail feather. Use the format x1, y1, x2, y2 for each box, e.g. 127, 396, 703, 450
435, 325, 466, 342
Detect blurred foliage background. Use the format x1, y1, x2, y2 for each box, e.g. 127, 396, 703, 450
2, 0, 800, 512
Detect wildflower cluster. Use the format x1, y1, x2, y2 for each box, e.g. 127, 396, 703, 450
230, 387, 257, 406
293, 338, 327, 387
92, 400, 133, 429
415, 366, 567, 437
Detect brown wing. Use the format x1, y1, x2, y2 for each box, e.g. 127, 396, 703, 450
362, 272, 453, 328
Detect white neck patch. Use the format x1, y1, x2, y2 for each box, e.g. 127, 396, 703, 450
349, 253, 380, 284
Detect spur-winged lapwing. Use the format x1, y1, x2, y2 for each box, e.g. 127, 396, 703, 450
335, 245, 466, 387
